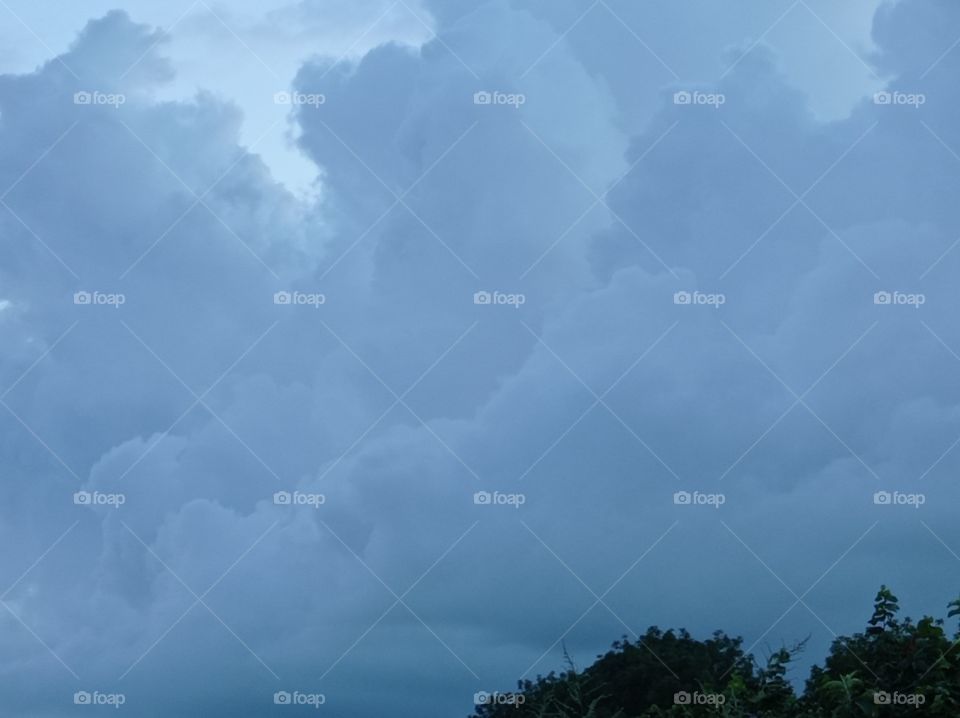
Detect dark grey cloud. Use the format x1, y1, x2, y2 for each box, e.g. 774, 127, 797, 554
1, 0, 959, 716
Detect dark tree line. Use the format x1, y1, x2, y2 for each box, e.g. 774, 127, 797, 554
470, 587, 960, 717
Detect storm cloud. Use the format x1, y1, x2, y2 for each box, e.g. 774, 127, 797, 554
1, 0, 959, 715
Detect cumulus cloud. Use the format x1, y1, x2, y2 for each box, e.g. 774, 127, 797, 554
1, 0, 959, 716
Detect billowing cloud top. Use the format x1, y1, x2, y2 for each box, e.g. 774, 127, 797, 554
1, 0, 959, 715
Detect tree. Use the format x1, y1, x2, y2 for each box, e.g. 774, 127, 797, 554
804, 587, 960, 717
468, 588, 960, 718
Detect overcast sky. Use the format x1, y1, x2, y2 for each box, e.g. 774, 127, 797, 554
2, 0, 960, 715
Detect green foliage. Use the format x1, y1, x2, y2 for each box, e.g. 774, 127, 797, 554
468, 588, 960, 718
804, 587, 960, 717
866, 585, 899, 636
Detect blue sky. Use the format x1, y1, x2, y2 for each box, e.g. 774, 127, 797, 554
2, 0, 960, 715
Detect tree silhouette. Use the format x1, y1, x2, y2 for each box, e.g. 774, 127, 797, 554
469, 587, 960, 717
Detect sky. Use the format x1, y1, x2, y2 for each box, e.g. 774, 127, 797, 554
2, 0, 960, 715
